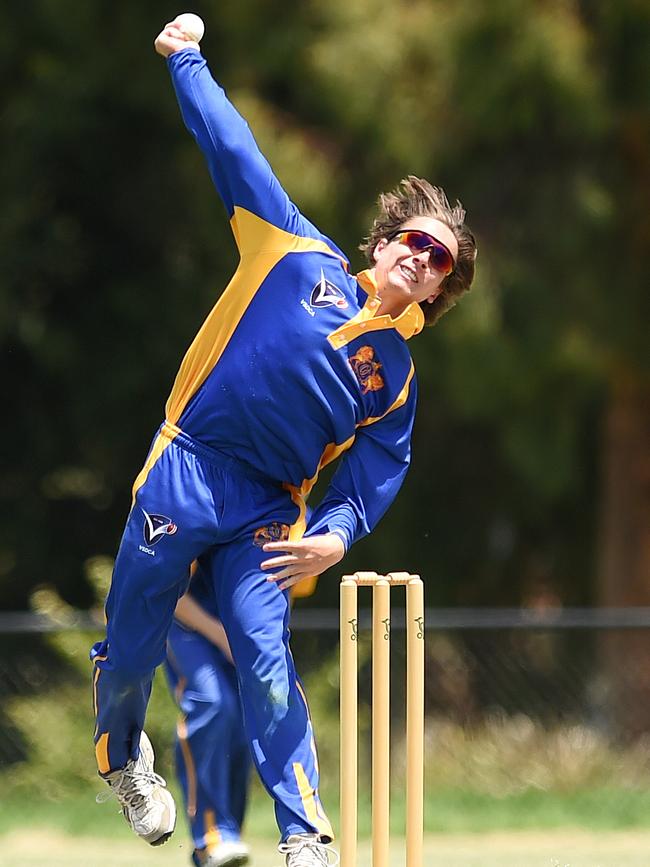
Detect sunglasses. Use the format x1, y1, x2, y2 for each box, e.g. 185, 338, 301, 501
386, 229, 456, 276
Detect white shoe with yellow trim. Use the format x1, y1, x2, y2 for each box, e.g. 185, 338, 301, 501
278, 833, 339, 866
98, 731, 176, 846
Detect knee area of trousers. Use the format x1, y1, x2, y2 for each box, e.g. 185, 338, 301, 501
253, 674, 291, 720
180, 694, 224, 722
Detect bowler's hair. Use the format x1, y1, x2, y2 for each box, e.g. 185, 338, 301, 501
359, 176, 477, 326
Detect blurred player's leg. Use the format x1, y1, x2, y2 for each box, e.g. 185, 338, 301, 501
165, 620, 251, 865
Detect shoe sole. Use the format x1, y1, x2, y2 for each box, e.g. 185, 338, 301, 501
147, 804, 176, 847
200, 849, 250, 867
150, 827, 175, 847
207, 856, 250, 867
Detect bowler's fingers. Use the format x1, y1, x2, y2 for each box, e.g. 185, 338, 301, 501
261, 542, 305, 568
260, 553, 300, 571
263, 541, 304, 553
154, 23, 197, 57
159, 23, 184, 40
277, 574, 306, 592
261, 540, 320, 587
267, 565, 300, 581
167, 20, 202, 46
269, 566, 314, 591
263, 557, 317, 584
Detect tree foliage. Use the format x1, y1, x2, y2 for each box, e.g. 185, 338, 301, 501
1, 0, 648, 611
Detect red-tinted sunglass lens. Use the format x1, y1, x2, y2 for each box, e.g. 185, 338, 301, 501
428, 244, 454, 276
399, 231, 454, 275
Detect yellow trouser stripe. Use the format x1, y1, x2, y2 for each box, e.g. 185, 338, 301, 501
204, 809, 222, 848
177, 716, 198, 818
130, 424, 179, 503
293, 762, 333, 838
95, 733, 110, 775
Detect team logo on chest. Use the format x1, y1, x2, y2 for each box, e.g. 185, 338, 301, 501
349, 345, 385, 393
309, 269, 348, 309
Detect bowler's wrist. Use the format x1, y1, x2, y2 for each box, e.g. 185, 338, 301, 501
328, 528, 349, 554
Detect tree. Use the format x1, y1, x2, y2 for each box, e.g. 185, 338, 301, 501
0, 0, 647, 627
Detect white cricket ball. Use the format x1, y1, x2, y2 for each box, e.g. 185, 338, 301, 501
175, 12, 205, 43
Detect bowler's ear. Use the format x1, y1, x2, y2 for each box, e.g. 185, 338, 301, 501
372, 239, 388, 262
427, 287, 444, 304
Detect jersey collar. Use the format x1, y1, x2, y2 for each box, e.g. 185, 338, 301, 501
356, 269, 425, 340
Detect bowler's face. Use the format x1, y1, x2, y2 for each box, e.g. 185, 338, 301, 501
372, 216, 458, 318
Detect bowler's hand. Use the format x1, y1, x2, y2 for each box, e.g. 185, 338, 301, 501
262, 533, 346, 591
154, 21, 200, 58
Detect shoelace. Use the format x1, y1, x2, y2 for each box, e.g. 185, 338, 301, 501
96, 761, 167, 811
277, 838, 339, 867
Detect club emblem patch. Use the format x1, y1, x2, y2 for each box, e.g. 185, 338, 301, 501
349, 345, 385, 393
254, 522, 291, 547
142, 508, 178, 546
310, 269, 348, 309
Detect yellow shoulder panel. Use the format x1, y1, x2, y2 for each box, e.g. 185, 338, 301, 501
165, 207, 347, 424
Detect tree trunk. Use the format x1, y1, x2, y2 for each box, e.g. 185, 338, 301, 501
598, 376, 650, 739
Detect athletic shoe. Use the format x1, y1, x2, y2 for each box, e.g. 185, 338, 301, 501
192, 841, 251, 867
278, 833, 339, 866
98, 731, 176, 846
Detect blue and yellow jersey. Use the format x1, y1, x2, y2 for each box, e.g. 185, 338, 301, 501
162, 49, 423, 550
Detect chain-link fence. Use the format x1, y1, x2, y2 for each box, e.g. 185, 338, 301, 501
3, 607, 650, 826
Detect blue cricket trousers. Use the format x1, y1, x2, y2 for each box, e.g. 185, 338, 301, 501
165, 619, 250, 848
91, 424, 333, 842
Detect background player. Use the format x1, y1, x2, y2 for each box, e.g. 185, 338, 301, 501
165, 563, 318, 867
165, 571, 251, 867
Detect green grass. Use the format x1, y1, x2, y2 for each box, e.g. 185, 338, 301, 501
5, 626, 650, 847
4, 828, 650, 867
419, 787, 650, 832
3, 784, 650, 842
